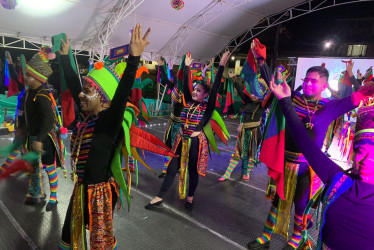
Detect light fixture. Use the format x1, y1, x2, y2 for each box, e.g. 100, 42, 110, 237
325, 42, 331, 48
231, 56, 235, 60
17, 0, 72, 17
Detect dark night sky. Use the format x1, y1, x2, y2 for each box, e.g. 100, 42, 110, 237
234, 1, 374, 58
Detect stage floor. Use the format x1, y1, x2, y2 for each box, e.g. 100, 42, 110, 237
0, 116, 347, 250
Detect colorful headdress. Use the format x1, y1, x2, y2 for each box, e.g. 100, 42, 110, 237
25, 46, 55, 83
353, 97, 374, 149
85, 62, 121, 104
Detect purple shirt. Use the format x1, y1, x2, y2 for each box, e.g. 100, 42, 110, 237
279, 97, 374, 250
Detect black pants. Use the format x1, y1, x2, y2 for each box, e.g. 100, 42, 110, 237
41, 136, 56, 165
158, 136, 200, 198
272, 162, 311, 215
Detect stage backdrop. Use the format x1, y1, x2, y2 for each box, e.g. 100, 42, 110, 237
295, 57, 374, 98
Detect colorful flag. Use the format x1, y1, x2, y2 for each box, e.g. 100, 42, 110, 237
240, 48, 264, 100
52, 33, 76, 127
259, 97, 286, 200
363, 66, 373, 84
223, 78, 234, 113
4, 59, 19, 97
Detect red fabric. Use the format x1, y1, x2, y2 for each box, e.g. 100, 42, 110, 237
7, 77, 18, 97
61, 89, 76, 127
17, 67, 25, 86
223, 92, 234, 113
210, 119, 228, 146
253, 38, 266, 59
0, 160, 32, 180
259, 129, 285, 200
342, 71, 352, 86
131, 88, 142, 109
130, 126, 177, 157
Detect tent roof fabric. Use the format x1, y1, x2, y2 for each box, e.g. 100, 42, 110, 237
0, 0, 305, 63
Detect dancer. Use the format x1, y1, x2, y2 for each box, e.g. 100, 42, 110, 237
218, 67, 271, 181
270, 76, 374, 250
5, 48, 65, 211
145, 51, 230, 210
249, 66, 366, 250
58, 24, 151, 249
219, 38, 272, 181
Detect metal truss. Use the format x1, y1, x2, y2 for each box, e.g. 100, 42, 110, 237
156, 0, 260, 64
83, 0, 144, 61
155, 0, 260, 112
226, 0, 371, 55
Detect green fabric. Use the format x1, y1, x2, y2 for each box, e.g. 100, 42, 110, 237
110, 146, 131, 211
211, 110, 230, 138
52, 33, 78, 92
203, 122, 220, 156
0, 140, 22, 157
132, 78, 153, 90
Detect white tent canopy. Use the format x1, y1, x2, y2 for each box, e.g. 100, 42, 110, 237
0, 0, 305, 63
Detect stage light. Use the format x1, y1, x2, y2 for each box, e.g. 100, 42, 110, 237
17, 0, 72, 17
325, 42, 331, 48
231, 56, 235, 60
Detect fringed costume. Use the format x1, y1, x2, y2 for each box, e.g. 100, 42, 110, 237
59, 52, 174, 249
158, 62, 225, 203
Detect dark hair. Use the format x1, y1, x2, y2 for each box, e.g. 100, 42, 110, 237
306, 66, 329, 80
197, 82, 211, 94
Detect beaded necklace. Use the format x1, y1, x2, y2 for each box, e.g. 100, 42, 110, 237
184, 103, 201, 129
302, 95, 319, 130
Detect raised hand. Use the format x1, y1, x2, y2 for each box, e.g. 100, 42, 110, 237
228, 69, 236, 78
158, 56, 164, 66
345, 59, 354, 76
219, 51, 230, 66
59, 34, 70, 55
357, 69, 362, 80
270, 73, 291, 100
129, 23, 151, 57
185, 52, 193, 66
207, 58, 214, 68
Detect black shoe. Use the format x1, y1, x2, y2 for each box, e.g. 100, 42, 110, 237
283, 244, 296, 250
158, 172, 167, 178
46, 201, 58, 211
247, 240, 270, 249
24, 197, 45, 206
144, 200, 163, 209
184, 201, 194, 210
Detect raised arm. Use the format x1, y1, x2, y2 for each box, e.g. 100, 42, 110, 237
183, 52, 193, 102
58, 36, 82, 108
345, 59, 361, 90
105, 23, 151, 134
199, 51, 230, 127
270, 78, 341, 183
207, 51, 230, 110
